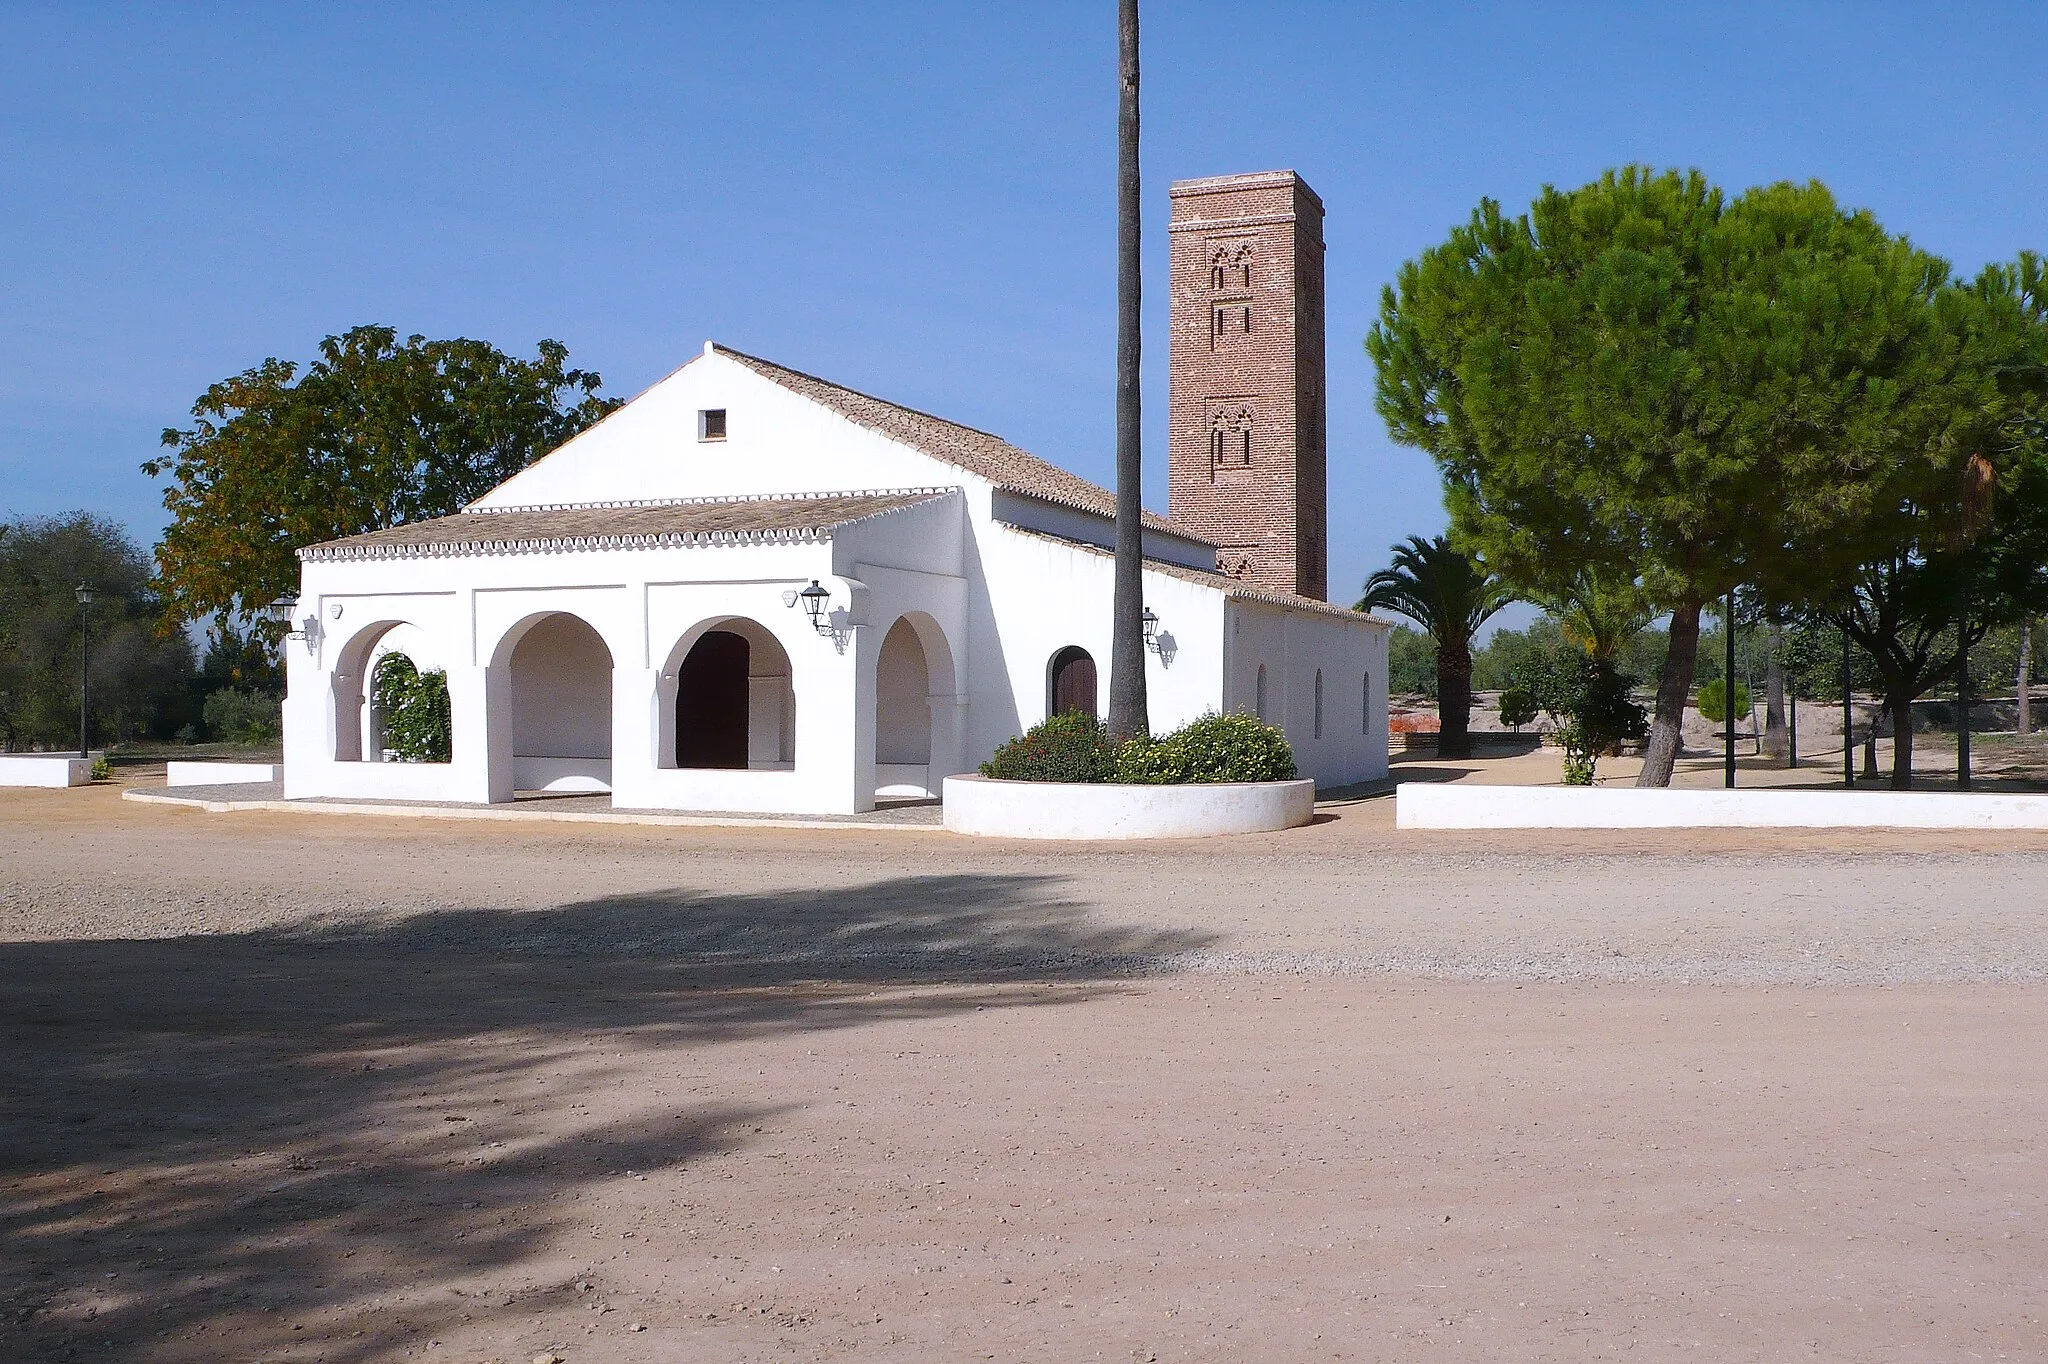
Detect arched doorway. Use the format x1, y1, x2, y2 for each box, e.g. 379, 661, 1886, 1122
1049, 646, 1097, 718
507, 613, 613, 792
669, 620, 794, 770
331, 620, 443, 762
875, 617, 931, 797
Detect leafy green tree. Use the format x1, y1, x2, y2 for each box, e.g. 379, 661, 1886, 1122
1385, 625, 1439, 696
1830, 255, 2048, 786
0, 514, 194, 750
145, 325, 619, 631
1370, 168, 1985, 786
1358, 535, 1512, 757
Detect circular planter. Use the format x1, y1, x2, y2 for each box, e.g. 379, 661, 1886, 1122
942, 774, 1316, 840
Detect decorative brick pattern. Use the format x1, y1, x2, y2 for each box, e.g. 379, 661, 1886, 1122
1167, 170, 1328, 601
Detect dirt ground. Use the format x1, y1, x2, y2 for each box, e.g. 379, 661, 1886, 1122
4, 779, 2047, 1362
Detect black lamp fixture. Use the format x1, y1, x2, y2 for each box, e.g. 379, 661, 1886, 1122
265, 592, 300, 628
74, 584, 94, 758
791, 579, 832, 634
1141, 605, 1160, 651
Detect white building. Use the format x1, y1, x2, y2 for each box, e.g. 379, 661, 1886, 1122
282, 172, 1389, 814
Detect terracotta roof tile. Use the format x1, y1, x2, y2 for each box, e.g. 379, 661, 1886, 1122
714, 344, 1193, 540
300, 489, 952, 561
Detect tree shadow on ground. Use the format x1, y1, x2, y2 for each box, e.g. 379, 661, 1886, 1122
1, 872, 1212, 1362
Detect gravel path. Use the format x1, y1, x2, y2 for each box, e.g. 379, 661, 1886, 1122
6, 784, 2046, 1363
8, 782, 2048, 984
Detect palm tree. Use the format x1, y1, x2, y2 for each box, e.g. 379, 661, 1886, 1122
1106, 0, 1149, 741
1540, 569, 1654, 664
1358, 536, 1512, 757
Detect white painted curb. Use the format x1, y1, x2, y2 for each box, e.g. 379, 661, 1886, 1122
943, 774, 1316, 840
1397, 781, 2048, 830
0, 754, 93, 788
165, 761, 279, 787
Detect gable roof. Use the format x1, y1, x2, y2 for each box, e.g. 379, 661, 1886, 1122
713, 344, 1192, 540
301, 489, 952, 561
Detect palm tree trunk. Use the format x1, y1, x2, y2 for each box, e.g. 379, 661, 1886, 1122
1436, 641, 1474, 759
1106, 0, 1149, 742
1636, 599, 1701, 787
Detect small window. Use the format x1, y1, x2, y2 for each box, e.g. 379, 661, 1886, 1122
1362, 672, 1372, 735
1314, 670, 1324, 739
1240, 428, 1252, 464
698, 408, 727, 441
1241, 305, 1253, 333
1211, 264, 1226, 289
1255, 664, 1268, 721
1213, 307, 1229, 341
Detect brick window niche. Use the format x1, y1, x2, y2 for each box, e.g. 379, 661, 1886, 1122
698, 408, 727, 442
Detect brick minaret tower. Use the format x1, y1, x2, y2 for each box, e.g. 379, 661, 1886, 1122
1167, 170, 1327, 601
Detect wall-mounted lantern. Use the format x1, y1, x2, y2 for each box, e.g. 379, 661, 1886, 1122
1142, 605, 1161, 652
782, 579, 834, 635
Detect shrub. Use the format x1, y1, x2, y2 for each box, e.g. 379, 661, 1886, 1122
1497, 686, 1537, 731
89, 755, 113, 782
202, 688, 281, 744
1113, 711, 1296, 785
1696, 678, 1752, 725
372, 654, 453, 763
980, 711, 1117, 782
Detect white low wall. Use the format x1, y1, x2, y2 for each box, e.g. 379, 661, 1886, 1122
0, 754, 92, 788
165, 761, 278, 787
943, 774, 1316, 840
1398, 781, 2048, 831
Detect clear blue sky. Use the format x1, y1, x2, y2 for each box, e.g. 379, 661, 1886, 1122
4, 2, 2045, 621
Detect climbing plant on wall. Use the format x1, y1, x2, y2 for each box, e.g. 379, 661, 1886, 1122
371, 653, 452, 763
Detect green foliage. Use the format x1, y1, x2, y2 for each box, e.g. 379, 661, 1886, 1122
1696, 678, 1753, 724
1356, 535, 1512, 645
197, 619, 283, 695
1370, 166, 1993, 782
1386, 624, 1438, 696
371, 653, 452, 763
145, 325, 620, 630
202, 688, 282, 745
1114, 712, 1297, 785
981, 711, 1118, 782
1497, 686, 1537, 730
1359, 535, 1511, 755
1554, 721, 1597, 785
981, 711, 1298, 785
0, 513, 196, 750
89, 755, 112, 782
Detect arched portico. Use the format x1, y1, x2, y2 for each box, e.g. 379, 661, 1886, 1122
873, 612, 958, 799
330, 619, 445, 763
659, 616, 795, 771
494, 611, 615, 793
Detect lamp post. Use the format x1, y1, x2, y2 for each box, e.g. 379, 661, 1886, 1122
1841, 616, 1854, 788
74, 584, 94, 757
1787, 675, 1798, 769
1723, 590, 1737, 789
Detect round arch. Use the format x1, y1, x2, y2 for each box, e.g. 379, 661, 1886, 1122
1048, 645, 1097, 718
489, 611, 614, 793
329, 618, 439, 762
657, 616, 795, 771
874, 611, 959, 799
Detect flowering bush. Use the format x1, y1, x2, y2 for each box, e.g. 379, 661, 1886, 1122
372, 653, 452, 763
1114, 711, 1296, 785
979, 711, 1118, 782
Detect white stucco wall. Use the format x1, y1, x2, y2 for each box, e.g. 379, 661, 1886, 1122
1224, 599, 1388, 789
281, 345, 1390, 813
